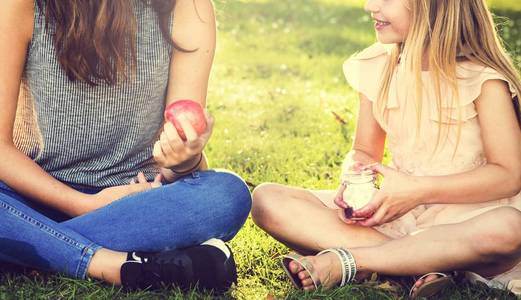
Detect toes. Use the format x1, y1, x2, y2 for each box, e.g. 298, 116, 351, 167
414, 274, 442, 289
424, 274, 441, 283
414, 278, 425, 287
287, 253, 344, 290
289, 261, 304, 273
301, 278, 314, 287
303, 285, 316, 291
298, 271, 311, 280
411, 278, 424, 294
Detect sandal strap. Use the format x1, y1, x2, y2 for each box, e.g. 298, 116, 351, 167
409, 272, 453, 297
338, 248, 357, 284
416, 272, 448, 282
282, 252, 320, 288
317, 249, 347, 286
317, 248, 358, 287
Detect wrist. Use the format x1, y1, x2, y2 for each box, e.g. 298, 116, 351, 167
340, 162, 358, 182
340, 159, 373, 181
160, 168, 176, 183
170, 153, 203, 175
415, 176, 435, 205
68, 192, 95, 217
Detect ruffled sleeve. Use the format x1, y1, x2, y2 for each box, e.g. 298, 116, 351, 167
430, 62, 518, 123
343, 43, 390, 102
457, 62, 517, 103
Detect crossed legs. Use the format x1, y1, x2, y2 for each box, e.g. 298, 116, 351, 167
252, 183, 521, 290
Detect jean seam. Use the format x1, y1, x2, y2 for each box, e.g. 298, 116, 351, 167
0, 200, 95, 256
76, 243, 102, 279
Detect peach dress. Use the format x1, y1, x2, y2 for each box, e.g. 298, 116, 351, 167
310, 43, 521, 292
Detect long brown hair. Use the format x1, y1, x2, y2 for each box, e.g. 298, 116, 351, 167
35, 0, 177, 85
376, 0, 521, 155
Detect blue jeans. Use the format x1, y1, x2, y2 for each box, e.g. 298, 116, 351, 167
0, 170, 251, 279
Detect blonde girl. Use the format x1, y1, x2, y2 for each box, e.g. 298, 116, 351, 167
252, 0, 521, 297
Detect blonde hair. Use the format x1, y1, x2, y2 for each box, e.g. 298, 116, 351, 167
376, 0, 521, 154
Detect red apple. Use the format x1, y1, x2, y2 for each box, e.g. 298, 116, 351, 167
164, 100, 207, 140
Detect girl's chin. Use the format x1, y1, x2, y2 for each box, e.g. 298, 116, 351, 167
375, 33, 403, 45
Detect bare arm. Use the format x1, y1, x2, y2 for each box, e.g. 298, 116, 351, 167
166, 0, 216, 107
156, 0, 216, 182
353, 79, 521, 226
342, 93, 386, 171
421, 79, 521, 204
0, 1, 156, 216
0, 0, 88, 216
334, 93, 387, 210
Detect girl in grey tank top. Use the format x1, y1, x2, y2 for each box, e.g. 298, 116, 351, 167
14, 0, 170, 187
0, 0, 251, 293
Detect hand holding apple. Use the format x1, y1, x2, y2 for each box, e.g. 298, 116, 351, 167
153, 100, 214, 173
164, 99, 207, 141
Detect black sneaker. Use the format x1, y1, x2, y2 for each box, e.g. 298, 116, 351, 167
120, 238, 237, 294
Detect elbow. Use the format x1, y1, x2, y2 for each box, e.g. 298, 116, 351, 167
506, 171, 521, 198
512, 178, 521, 198
0, 142, 15, 155
0, 138, 15, 149
497, 161, 521, 198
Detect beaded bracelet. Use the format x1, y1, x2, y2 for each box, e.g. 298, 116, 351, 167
169, 153, 203, 175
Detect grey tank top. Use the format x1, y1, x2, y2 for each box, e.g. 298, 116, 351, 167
13, 1, 172, 188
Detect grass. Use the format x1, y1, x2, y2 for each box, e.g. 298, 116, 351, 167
1, 0, 521, 299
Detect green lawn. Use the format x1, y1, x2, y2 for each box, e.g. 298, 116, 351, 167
1, 0, 520, 299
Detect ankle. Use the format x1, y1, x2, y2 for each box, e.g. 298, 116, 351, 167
338, 248, 357, 284
87, 248, 126, 285
354, 270, 371, 282
316, 248, 357, 286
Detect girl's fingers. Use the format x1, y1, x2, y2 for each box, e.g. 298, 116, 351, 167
364, 163, 393, 176
344, 218, 357, 225
352, 161, 365, 172
178, 115, 198, 142
160, 132, 175, 156
151, 174, 163, 188
152, 141, 165, 164
129, 173, 163, 188
334, 184, 347, 208
359, 205, 386, 227
154, 173, 163, 182
137, 172, 147, 184
200, 111, 214, 139
129, 182, 152, 193
334, 197, 347, 209
353, 194, 382, 218
338, 209, 357, 224
164, 122, 184, 152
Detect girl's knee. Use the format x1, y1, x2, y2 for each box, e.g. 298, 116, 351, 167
495, 208, 521, 253
472, 207, 521, 258
251, 183, 280, 226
